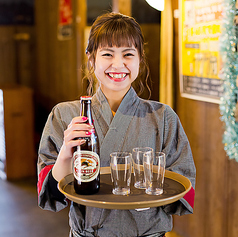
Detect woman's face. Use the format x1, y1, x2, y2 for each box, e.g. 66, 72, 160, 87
92, 45, 140, 98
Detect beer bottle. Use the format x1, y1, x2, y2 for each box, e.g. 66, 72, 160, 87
73, 96, 100, 195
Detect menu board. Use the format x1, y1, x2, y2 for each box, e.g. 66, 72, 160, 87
179, 0, 223, 103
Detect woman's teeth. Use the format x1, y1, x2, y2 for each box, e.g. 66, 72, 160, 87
108, 73, 127, 79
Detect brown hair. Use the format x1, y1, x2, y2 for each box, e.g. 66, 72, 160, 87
85, 12, 150, 97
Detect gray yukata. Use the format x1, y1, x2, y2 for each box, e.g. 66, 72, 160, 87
38, 87, 196, 237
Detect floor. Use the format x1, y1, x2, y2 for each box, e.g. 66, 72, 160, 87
0, 177, 70, 237
0, 177, 182, 237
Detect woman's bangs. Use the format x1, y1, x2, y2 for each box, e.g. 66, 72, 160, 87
98, 29, 137, 49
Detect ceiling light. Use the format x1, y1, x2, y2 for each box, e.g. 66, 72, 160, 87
145, 0, 164, 11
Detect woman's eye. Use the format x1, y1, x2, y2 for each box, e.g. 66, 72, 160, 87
124, 53, 134, 57
102, 53, 112, 57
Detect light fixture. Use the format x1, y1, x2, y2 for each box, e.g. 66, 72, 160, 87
145, 0, 164, 11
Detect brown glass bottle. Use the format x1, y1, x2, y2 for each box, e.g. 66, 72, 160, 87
73, 96, 100, 195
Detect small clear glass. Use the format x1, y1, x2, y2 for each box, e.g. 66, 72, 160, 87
132, 147, 153, 189
110, 152, 132, 195
143, 151, 166, 195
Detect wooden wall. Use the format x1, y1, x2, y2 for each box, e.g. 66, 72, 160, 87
0, 27, 17, 85
35, 0, 87, 113
172, 1, 238, 236
174, 99, 229, 237
0, 25, 36, 179
0, 26, 35, 87
141, 24, 160, 101
1, 86, 35, 179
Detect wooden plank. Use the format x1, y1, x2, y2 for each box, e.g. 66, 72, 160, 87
0, 27, 17, 85
174, 98, 207, 237
75, 0, 87, 97
140, 24, 160, 101
14, 26, 35, 88
204, 103, 228, 237
227, 159, 238, 236
1, 86, 36, 179
35, 0, 54, 108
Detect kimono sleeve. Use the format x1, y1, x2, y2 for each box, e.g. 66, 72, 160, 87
37, 105, 68, 212
161, 106, 196, 216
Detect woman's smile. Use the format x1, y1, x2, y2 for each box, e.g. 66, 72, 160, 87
107, 73, 128, 82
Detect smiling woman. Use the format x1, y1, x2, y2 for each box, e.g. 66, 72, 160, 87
37, 12, 196, 237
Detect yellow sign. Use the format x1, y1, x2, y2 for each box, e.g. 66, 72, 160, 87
180, 0, 223, 103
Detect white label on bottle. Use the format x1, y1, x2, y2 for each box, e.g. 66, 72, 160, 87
73, 150, 100, 182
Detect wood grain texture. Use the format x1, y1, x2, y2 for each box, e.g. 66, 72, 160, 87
0, 26, 35, 87
35, 0, 86, 111
227, 159, 238, 236
1, 86, 36, 179
141, 24, 160, 101
0, 27, 16, 85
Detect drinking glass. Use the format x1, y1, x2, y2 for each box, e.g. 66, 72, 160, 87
143, 151, 166, 195
110, 152, 132, 195
132, 147, 153, 189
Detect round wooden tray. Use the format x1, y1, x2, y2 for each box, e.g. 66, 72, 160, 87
58, 167, 191, 209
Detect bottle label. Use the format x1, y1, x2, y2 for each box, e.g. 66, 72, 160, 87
73, 150, 100, 182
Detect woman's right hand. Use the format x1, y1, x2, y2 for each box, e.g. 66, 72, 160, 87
52, 116, 93, 181
59, 116, 94, 160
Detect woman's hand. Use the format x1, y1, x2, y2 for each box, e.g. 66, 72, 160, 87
59, 116, 93, 160
52, 116, 93, 181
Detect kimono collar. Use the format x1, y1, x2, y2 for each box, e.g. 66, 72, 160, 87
93, 87, 139, 117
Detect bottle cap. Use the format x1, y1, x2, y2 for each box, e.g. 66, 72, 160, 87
80, 96, 92, 100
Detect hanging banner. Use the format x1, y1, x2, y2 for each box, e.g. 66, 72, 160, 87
179, 0, 223, 103
58, 0, 73, 40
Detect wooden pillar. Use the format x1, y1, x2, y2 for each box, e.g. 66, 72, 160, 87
75, 0, 87, 95
112, 0, 131, 16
